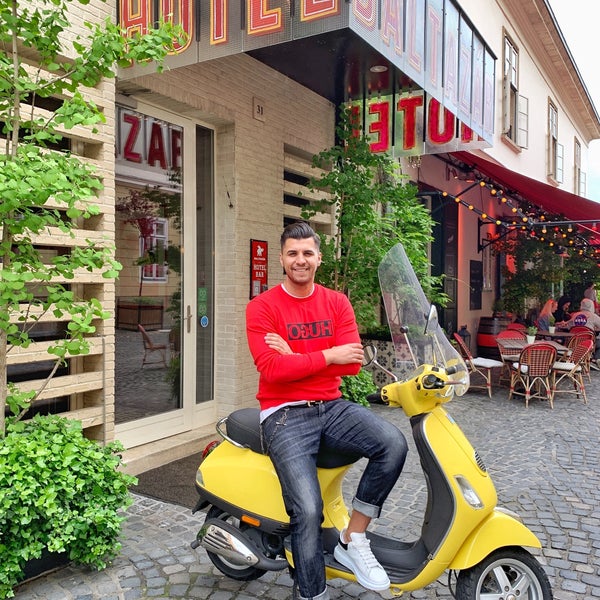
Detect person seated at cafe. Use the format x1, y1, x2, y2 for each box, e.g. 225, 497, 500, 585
525, 306, 539, 328
537, 299, 557, 331
583, 281, 597, 307
553, 295, 572, 324
558, 298, 600, 367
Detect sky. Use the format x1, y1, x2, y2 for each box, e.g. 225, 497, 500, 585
546, 0, 600, 201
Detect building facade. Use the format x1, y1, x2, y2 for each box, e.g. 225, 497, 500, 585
9, 0, 600, 471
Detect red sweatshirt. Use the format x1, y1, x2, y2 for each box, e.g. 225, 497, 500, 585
246, 283, 361, 410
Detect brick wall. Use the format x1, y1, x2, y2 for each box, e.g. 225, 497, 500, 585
120, 53, 335, 416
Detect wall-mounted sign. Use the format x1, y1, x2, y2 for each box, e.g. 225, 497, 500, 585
118, 0, 495, 143
115, 106, 183, 188
349, 91, 490, 157
250, 239, 268, 299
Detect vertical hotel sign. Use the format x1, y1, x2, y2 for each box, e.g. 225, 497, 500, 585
118, 0, 495, 144
250, 240, 268, 299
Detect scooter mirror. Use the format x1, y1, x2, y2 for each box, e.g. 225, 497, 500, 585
362, 344, 377, 366
424, 305, 439, 334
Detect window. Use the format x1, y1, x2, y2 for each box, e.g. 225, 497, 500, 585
140, 217, 168, 282
548, 101, 563, 183
574, 138, 587, 196
502, 35, 528, 148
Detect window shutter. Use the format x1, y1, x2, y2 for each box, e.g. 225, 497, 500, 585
517, 95, 528, 148
580, 171, 587, 197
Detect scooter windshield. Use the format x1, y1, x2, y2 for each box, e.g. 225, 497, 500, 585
378, 244, 469, 396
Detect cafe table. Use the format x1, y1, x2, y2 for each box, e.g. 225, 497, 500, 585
535, 329, 575, 340
499, 338, 569, 358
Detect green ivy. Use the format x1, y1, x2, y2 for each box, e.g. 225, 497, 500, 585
0, 415, 137, 598
340, 369, 377, 407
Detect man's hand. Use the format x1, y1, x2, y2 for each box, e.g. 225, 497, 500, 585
265, 333, 293, 355
322, 343, 364, 365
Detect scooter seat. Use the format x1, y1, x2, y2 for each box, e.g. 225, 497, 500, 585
226, 408, 361, 469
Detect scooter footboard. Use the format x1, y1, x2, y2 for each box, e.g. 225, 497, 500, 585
449, 508, 542, 570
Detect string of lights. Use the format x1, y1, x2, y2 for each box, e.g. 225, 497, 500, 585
439, 177, 600, 261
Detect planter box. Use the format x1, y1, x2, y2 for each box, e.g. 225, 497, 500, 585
19, 550, 70, 586
116, 299, 164, 331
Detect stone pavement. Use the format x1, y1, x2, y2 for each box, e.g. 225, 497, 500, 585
13, 376, 600, 600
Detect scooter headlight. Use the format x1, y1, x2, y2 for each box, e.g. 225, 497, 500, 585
455, 475, 483, 509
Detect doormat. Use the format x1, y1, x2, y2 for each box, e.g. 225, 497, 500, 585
133, 452, 203, 510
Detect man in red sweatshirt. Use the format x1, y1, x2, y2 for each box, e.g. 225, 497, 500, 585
246, 221, 407, 600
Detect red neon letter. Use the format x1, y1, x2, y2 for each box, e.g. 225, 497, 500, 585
428, 98, 455, 144
369, 102, 390, 153
123, 114, 142, 163
211, 0, 228, 44
171, 128, 182, 170
397, 95, 423, 150
159, 0, 193, 53
119, 0, 152, 36
381, 0, 403, 55
147, 122, 167, 170
302, 0, 339, 21
248, 0, 283, 35
353, 0, 376, 30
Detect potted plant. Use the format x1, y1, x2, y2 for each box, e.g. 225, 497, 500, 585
0, 415, 137, 598
548, 315, 556, 334
526, 326, 538, 344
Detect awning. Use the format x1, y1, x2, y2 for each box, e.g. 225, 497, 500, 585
452, 151, 600, 223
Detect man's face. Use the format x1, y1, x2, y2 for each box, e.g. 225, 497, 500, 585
280, 237, 322, 286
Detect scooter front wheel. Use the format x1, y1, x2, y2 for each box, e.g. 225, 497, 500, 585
203, 506, 268, 581
456, 547, 553, 600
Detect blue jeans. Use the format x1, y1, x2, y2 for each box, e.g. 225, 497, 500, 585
260, 400, 408, 600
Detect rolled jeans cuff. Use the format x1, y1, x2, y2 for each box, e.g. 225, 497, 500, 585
352, 496, 381, 520
297, 587, 330, 600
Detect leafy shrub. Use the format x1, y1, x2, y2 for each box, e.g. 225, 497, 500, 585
0, 415, 137, 598
340, 369, 377, 407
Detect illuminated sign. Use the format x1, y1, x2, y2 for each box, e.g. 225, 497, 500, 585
351, 92, 490, 156
118, 0, 495, 142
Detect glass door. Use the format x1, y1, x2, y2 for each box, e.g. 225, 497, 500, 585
114, 106, 215, 448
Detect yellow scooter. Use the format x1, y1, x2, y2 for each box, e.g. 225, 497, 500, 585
192, 244, 553, 599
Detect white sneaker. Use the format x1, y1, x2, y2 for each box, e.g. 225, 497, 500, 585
333, 530, 390, 592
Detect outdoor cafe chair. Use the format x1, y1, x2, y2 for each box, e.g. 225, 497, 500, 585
138, 324, 168, 368
508, 342, 557, 408
567, 329, 596, 380
495, 329, 526, 385
453, 333, 503, 398
552, 336, 594, 405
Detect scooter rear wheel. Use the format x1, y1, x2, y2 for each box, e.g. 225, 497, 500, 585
456, 547, 553, 600
203, 506, 268, 581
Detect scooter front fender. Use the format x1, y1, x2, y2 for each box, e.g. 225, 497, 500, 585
449, 508, 541, 570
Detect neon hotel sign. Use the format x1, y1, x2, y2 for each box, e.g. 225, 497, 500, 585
119, 0, 495, 155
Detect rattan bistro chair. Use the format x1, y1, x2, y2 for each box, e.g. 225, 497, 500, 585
138, 324, 168, 368
552, 336, 594, 405
508, 343, 557, 408
496, 329, 526, 385
453, 333, 503, 398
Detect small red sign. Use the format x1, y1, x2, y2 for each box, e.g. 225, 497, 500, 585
250, 239, 268, 299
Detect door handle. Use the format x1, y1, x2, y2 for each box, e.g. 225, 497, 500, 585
184, 305, 193, 333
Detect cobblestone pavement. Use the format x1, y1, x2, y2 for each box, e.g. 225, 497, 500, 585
13, 376, 600, 600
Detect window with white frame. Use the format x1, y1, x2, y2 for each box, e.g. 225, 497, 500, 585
548, 101, 563, 182
140, 217, 168, 282
502, 35, 528, 148
574, 138, 587, 196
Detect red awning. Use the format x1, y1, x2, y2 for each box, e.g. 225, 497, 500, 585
452, 151, 600, 223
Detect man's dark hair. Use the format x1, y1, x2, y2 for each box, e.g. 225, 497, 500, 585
280, 221, 321, 250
